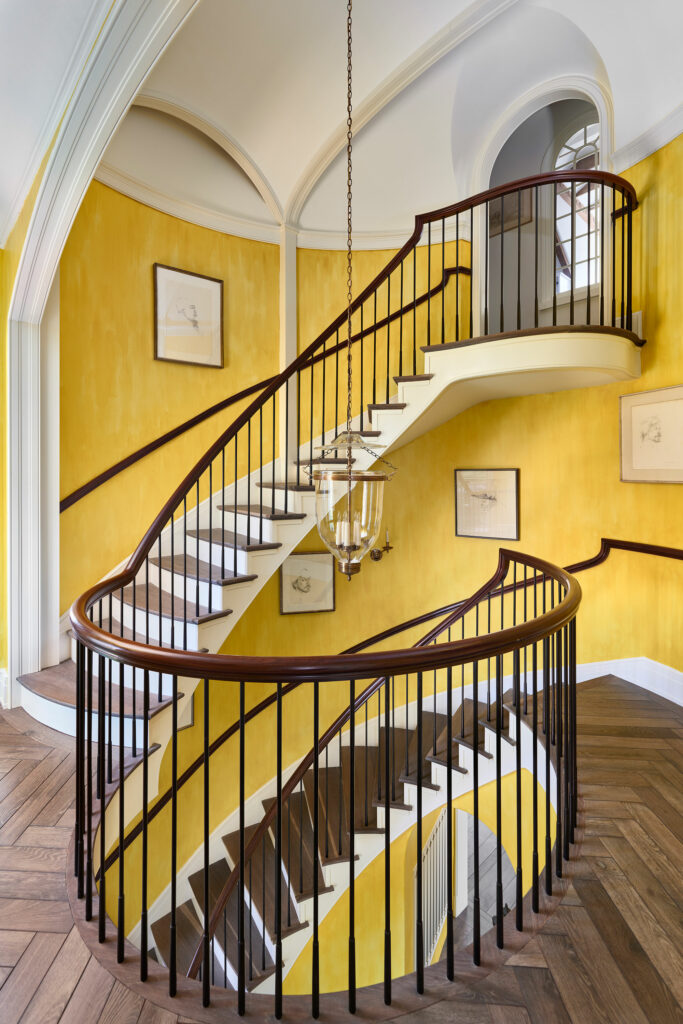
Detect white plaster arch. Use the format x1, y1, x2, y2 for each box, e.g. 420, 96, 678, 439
7, 0, 199, 698
133, 92, 284, 223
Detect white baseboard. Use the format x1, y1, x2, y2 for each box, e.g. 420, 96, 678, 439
59, 611, 72, 664
578, 656, 683, 706
0, 669, 8, 709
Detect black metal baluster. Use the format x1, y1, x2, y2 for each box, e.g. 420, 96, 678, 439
543, 635, 552, 896
373, 291, 378, 404
570, 618, 578, 839
364, 700, 368, 827
202, 678, 210, 1007
386, 274, 391, 402
195, 481, 200, 621
259, 408, 264, 543
334, 329, 339, 440
469, 205, 474, 339
553, 182, 558, 326
586, 180, 592, 325
384, 676, 391, 1006
284, 380, 290, 514
405, 675, 410, 780
85, 647, 93, 913
495, 654, 503, 949
326, 744, 330, 860
98, 654, 106, 943
555, 629, 563, 880
446, 664, 454, 979
296, 370, 301, 486
75, 642, 84, 888
611, 186, 617, 327
563, 624, 570, 863
117, 659, 125, 962
412, 247, 417, 374
141, 669, 149, 977
238, 681, 245, 1014
208, 462, 215, 596
108, 596, 113, 783
416, 672, 424, 992
170, 673, 178, 997
455, 213, 460, 342
233, 438, 238, 579
399, 262, 404, 375
321, 336, 326, 447
441, 218, 446, 344
427, 223, 432, 348
499, 195, 505, 332
221, 448, 226, 576
261, 833, 266, 970
275, 681, 283, 1018
472, 660, 481, 965
532, 638, 539, 913
621, 188, 625, 328
271, 397, 276, 516
517, 189, 522, 329
523, 566, 528, 713
309, 360, 314, 476
183, 496, 188, 648
312, 680, 320, 1019
570, 180, 576, 325
534, 186, 539, 327
338, 730, 343, 856
600, 182, 605, 325
298, 779, 304, 897
348, 678, 356, 1014
247, 421, 252, 546
484, 201, 489, 335
514, 648, 523, 932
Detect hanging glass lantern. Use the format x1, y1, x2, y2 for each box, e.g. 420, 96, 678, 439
311, 432, 394, 579
310, 1, 395, 580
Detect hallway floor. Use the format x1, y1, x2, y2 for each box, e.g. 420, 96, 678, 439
0, 675, 680, 1023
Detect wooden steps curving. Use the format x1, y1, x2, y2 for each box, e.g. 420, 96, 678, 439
186, 527, 282, 553
149, 552, 258, 587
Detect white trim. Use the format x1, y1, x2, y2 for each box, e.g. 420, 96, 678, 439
285, 0, 520, 225
8, 0, 199, 703
577, 657, 682, 706
613, 103, 683, 173
94, 163, 281, 244
133, 93, 284, 222
0, 670, 8, 710
297, 218, 471, 253
40, 272, 61, 669
0, 0, 114, 247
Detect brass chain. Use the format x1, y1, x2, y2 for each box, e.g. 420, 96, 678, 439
345, 0, 353, 439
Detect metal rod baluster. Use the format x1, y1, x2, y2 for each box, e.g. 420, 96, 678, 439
238, 681, 245, 1014
570, 180, 576, 325
446, 664, 454, 979
517, 189, 522, 329
472, 661, 481, 965
170, 673, 178, 996
98, 655, 106, 943
384, 677, 391, 1006
514, 649, 523, 932
275, 682, 283, 1018
441, 218, 446, 344
348, 679, 356, 1014
495, 654, 504, 949
416, 672, 424, 992
141, 670, 150, 976
499, 195, 505, 331
117, 659, 125, 961
534, 187, 539, 327
543, 635, 552, 896
312, 681, 320, 1019
553, 182, 558, 326
202, 678, 210, 1007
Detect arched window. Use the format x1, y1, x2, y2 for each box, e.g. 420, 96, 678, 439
554, 122, 600, 293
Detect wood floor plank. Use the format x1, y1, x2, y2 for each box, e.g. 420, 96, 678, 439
574, 877, 682, 1024
98, 978, 145, 1024
0, 930, 33, 967
0, 898, 74, 932
0, 931, 66, 1023
630, 785, 683, 843
0, 756, 75, 845
599, 835, 683, 948
513, 965, 571, 1024
19, 926, 90, 1024
14, 825, 73, 849
137, 1000, 180, 1023
0, 845, 67, 873
0, 869, 66, 900
60, 956, 115, 1024
616, 817, 683, 905
506, 937, 547, 968
489, 1006, 532, 1024
538, 932, 614, 1024
589, 857, 683, 1004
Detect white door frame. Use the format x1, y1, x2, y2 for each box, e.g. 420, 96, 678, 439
6, 0, 199, 704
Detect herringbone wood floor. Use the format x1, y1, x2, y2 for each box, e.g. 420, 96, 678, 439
0, 675, 681, 1023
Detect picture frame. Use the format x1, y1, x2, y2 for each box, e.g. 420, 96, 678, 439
455, 468, 520, 540
280, 552, 336, 615
154, 263, 224, 368
488, 189, 532, 236
620, 385, 683, 483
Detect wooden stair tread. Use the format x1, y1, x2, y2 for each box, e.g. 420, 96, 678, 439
152, 899, 203, 976
393, 374, 434, 383
71, 620, 210, 653
262, 793, 329, 902
149, 553, 257, 587
18, 660, 182, 718
121, 581, 231, 625
359, 430, 381, 437
218, 504, 306, 521
257, 482, 315, 492
186, 527, 282, 552
222, 824, 303, 941
368, 402, 407, 422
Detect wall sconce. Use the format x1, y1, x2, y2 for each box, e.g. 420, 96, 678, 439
370, 529, 393, 562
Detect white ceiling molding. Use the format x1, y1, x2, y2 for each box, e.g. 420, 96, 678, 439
0, 0, 113, 247
471, 74, 615, 195
612, 102, 683, 174
297, 218, 472, 252
285, 0, 520, 226
7, 0, 198, 693
95, 162, 281, 244
133, 92, 284, 222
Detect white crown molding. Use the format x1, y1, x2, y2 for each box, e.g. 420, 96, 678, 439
296, 217, 472, 252
0, 0, 114, 248
133, 92, 284, 222
95, 163, 281, 244
7, 0, 199, 699
285, 0, 520, 225
612, 102, 683, 173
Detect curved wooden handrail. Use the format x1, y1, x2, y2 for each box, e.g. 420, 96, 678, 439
70, 169, 639, 663
186, 547, 579, 977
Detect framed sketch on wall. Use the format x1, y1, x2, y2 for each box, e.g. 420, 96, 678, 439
154, 263, 224, 368
620, 385, 683, 483
280, 552, 335, 615
455, 468, 520, 540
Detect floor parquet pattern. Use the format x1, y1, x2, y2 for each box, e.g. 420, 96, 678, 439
0, 674, 680, 1022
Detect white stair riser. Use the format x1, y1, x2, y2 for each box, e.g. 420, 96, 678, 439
151, 564, 240, 612
69, 636, 177, 694
110, 597, 201, 648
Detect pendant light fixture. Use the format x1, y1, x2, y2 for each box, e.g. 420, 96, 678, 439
310, 0, 395, 580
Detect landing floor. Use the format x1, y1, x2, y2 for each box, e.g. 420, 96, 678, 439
0, 675, 680, 1023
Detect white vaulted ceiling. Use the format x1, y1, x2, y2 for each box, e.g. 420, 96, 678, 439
2, 0, 682, 248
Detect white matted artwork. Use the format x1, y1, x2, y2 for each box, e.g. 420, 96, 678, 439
280, 552, 335, 615
154, 263, 224, 368
455, 468, 520, 540
620, 385, 683, 483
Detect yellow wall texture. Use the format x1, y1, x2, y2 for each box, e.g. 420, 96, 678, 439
59, 181, 280, 613
224, 133, 683, 676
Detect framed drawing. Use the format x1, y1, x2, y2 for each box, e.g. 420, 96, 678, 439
154, 263, 224, 368
280, 552, 335, 615
488, 190, 532, 236
620, 385, 683, 483
455, 468, 520, 540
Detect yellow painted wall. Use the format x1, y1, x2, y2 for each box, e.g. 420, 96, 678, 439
284, 770, 554, 993
59, 181, 280, 613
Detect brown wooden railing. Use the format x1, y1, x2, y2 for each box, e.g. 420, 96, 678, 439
69, 171, 644, 1017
